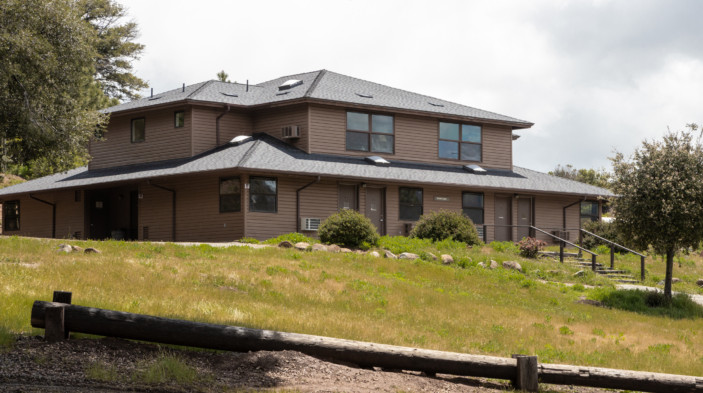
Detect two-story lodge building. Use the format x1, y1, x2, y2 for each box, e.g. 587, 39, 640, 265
0, 70, 612, 243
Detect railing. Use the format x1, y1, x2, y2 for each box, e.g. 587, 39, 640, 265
580, 229, 647, 281
530, 226, 600, 271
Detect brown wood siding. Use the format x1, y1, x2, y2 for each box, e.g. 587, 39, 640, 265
191, 107, 254, 155
298, 180, 339, 235
55, 190, 85, 238
245, 176, 298, 240
308, 105, 513, 169
90, 107, 192, 170
253, 105, 309, 153
4, 190, 83, 239
534, 195, 582, 243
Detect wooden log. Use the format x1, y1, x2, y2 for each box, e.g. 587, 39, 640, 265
512, 355, 539, 392
30, 301, 515, 379
52, 291, 72, 338
540, 363, 703, 393
44, 305, 65, 343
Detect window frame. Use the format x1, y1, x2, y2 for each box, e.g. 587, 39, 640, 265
580, 201, 599, 226
462, 191, 484, 225
131, 117, 145, 143
219, 176, 241, 213
174, 111, 185, 128
249, 176, 278, 213
437, 121, 482, 162
345, 111, 395, 154
398, 187, 423, 221
3, 200, 20, 231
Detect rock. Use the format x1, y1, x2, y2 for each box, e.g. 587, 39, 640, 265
478, 262, 486, 268
294, 242, 309, 251
384, 250, 397, 259
440, 254, 454, 265
340, 248, 352, 253
398, 252, 419, 260
71, 245, 84, 252
489, 260, 499, 270
658, 278, 682, 286
426, 252, 438, 261
502, 260, 522, 272
84, 247, 101, 254
369, 251, 380, 258
311, 244, 327, 252
327, 244, 341, 253
278, 240, 294, 248
573, 270, 585, 277
57, 244, 73, 253
697, 279, 703, 287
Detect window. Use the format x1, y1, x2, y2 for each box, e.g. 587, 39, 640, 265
438, 122, 481, 161
250, 177, 277, 213
462, 192, 484, 225
399, 187, 422, 221
174, 111, 185, 128
131, 118, 145, 143
219, 177, 241, 213
580, 201, 599, 226
346, 112, 394, 154
3, 200, 19, 231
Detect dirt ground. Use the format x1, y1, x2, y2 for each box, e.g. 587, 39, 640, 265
0, 335, 632, 393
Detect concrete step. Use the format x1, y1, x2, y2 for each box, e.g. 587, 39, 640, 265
614, 279, 640, 284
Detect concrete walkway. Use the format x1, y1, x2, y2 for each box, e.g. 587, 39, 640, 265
616, 283, 703, 306
169, 241, 271, 249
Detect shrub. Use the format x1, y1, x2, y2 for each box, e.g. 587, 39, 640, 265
410, 210, 482, 246
582, 220, 632, 252
318, 209, 380, 248
238, 237, 260, 244
517, 237, 547, 258
263, 233, 317, 245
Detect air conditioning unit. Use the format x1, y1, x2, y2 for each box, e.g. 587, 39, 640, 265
282, 125, 301, 139
301, 217, 321, 231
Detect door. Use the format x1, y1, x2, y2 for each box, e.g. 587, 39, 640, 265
517, 197, 532, 240
87, 190, 110, 239
338, 185, 358, 211
494, 196, 512, 241
365, 188, 385, 235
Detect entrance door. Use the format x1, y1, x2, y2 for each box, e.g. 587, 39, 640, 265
338, 185, 358, 211
517, 197, 532, 240
494, 196, 512, 241
87, 190, 110, 239
365, 188, 385, 235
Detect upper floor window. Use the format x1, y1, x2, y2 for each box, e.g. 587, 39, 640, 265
219, 177, 241, 213
3, 200, 19, 231
250, 176, 277, 213
174, 111, 185, 128
346, 112, 394, 154
462, 192, 484, 225
438, 122, 481, 161
399, 187, 422, 221
131, 118, 145, 143
580, 201, 599, 226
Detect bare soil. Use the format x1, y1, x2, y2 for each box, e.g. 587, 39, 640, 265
0, 335, 626, 393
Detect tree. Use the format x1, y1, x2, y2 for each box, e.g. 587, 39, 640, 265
217, 70, 231, 82
549, 164, 611, 189
610, 126, 703, 301
0, 0, 108, 177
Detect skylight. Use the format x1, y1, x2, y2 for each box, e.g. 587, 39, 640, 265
355, 93, 373, 98
463, 164, 487, 174
275, 91, 290, 96
365, 156, 390, 166
148, 96, 162, 101
428, 102, 444, 107
229, 135, 252, 145
221, 92, 238, 97
278, 79, 303, 90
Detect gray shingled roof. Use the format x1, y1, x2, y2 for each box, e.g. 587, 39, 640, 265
104, 70, 533, 128
0, 135, 612, 199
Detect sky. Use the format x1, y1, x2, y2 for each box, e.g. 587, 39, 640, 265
119, 0, 703, 173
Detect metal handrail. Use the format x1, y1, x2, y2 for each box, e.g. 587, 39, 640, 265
530, 226, 599, 271
579, 229, 645, 257
580, 228, 646, 281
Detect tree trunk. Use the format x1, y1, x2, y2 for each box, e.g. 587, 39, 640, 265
664, 248, 675, 302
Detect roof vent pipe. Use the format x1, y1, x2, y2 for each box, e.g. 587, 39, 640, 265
150, 88, 153, 98
182, 83, 185, 93
246, 80, 249, 92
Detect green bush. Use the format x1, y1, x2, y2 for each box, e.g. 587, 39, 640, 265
318, 209, 380, 248
582, 220, 633, 252
517, 237, 547, 258
592, 289, 703, 319
263, 233, 317, 245
410, 210, 481, 246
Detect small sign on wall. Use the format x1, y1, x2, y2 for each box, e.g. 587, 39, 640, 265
434, 196, 450, 202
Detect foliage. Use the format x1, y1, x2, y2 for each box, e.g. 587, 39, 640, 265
410, 210, 482, 246
262, 232, 317, 245
581, 220, 630, 252
611, 127, 703, 300
238, 237, 260, 244
592, 289, 703, 319
378, 236, 467, 256
489, 241, 520, 254
134, 353, 198, 384
216, 70, 231, 82
549, 164, 611, 189
517, 237, 547, 258
318, 209, 380, 248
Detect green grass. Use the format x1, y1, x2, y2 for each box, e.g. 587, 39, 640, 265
1, 236, 703, 377
133, 352, 201, 385
86, 361, 119, 382
591, 289, 703, 319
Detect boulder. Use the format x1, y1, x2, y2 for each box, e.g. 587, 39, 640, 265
426, 252, 438, 261
440, 254, 454, 265
71, 245, 84, 252
311, 244, 327, 252
294, 242, 310, 251
697, 279, 703, 287
369, 251, 381, 258
398, 252, 419, 260
658, 278, 682, 285
84, 247, 101, 254
573, 270, 585, 277
327, 244, 341, 253
340, 248, 352, 253
477, 262, 486, 268
384, 250, 397, 259
278, 240, 294, 248
57, 244, 73, 253
502, 260, 523, 272
489, 260, 499, 270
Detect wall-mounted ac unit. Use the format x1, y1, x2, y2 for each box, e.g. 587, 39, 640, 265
301, 217, 321, 231
282, 125, 301, 139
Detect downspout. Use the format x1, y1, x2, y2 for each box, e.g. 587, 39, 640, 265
562, 197, 587, 230
30, 194, 55, 238
296, 176, 321, 232
215, 104, 231, 146
149, 182, 176, 242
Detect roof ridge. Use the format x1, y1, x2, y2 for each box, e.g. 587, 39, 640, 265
187, 80, 215, 99
304, 70, 327, 98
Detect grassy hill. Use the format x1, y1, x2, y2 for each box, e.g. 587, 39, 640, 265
1, 235, 702, 376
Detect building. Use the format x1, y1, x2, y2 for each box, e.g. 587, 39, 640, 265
0, 70, 611, 243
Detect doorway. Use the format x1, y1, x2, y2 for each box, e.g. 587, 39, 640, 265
365, 187, 385, 235
86, 186, 139, 240
494, 196, 512, 241
517, 197, 533, 240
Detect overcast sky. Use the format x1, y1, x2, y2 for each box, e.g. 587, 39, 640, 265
119, 0, 703, 173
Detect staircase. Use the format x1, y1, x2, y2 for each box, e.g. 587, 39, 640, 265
539, 251, 639, 284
